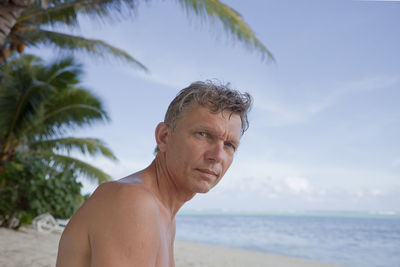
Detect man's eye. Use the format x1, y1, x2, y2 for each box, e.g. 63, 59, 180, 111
225, 142, 236, 151
197, 132, 207, 137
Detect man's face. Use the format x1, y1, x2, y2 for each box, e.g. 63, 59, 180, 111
163, 104, 242, 194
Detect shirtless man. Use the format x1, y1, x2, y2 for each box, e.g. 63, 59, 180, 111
56, 81, 252, 267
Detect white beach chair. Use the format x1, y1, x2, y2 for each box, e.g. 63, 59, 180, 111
32, 213, 69, 233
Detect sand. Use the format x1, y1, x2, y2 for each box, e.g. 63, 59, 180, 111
0, 227, 343, 267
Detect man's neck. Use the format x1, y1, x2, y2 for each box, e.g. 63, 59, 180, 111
143, 156, 195, 218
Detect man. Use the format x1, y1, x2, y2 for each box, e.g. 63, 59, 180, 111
56, 81, 252, 267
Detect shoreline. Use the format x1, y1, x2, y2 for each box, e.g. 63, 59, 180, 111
177, 210, 400, 220
0, 227, 344, 267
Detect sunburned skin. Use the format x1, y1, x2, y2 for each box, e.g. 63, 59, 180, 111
56, 104, 242, 267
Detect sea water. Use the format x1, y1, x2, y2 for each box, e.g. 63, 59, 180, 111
175, 214, 400, 267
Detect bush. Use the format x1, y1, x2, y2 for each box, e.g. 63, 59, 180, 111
0, 154, 84, 228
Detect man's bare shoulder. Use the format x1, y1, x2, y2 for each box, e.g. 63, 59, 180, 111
86, 178, 160, 225
87, 178, 163, 264
91, 177, 154, 202
58, 176, 163, 267
61, 175, 160, 236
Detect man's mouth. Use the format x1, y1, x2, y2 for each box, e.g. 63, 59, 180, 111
196, 168, 218, 177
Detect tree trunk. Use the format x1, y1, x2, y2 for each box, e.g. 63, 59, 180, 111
0, 0, 35, 47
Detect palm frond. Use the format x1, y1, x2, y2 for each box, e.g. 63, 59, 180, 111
177, 0, 274, 61
25, 87, 109, 138
38, 152, 112, 183
19, 0, 139, 26
1, 55, 110, 149
0, 55, 53, 149
31, 137, 117, 161
19, 1, 80, 27
18, 0, 272, 62
21, 29, 148, 71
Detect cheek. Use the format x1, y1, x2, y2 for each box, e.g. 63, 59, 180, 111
220, 155, 234, 176
167, 137, 198, 171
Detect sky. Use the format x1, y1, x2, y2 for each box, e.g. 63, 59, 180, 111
31, 0, 400, 214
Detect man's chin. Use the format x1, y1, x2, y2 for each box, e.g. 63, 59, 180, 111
191, 178, 218, 194
196, 185, 214, 194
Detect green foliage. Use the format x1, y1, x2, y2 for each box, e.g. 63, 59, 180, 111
82, 193, 91, 202
21, 29, 149, 71
4, 0, 272, 66
0, 54, 116, 185
177, 0, 274, 61
0, 154, 84, 229
0, 54, 116, 228
3, 0, 148, 69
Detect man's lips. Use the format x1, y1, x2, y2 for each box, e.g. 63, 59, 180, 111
196, 168, 218, 177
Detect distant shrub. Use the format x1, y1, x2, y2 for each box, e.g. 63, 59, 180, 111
0, 154, 84, 229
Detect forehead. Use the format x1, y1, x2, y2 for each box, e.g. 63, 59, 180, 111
176, 104, 242, 138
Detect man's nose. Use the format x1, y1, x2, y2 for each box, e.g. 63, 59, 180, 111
205, 142, 224, 162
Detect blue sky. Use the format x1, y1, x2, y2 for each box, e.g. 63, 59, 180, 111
32, 0, 400, 213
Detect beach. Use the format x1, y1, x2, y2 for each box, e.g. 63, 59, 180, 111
0, 227, 343, 267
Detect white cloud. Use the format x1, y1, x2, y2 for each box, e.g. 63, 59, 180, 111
371, 189, 382, 197
284, 176, 311, 194
214, 155, 400, 208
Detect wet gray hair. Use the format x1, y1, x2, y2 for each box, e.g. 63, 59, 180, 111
155, 80, 252, 153
165, 80, 252, 134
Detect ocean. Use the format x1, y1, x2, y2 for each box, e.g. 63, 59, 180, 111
175, 214, 400, 267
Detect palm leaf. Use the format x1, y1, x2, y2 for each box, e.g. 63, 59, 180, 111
17, 0, 273, 62
0, 55, 53, 151
20, 29, 148, 70
19, 0, 139, 26
1, 55, 115, 185
38, 152, 112, 183
31, 137, 117, 161
24, 87, 109, 138
0, 56, 107, 141
177, 0, 273, 61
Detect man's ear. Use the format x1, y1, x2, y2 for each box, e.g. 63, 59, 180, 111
155, 122, 170, 152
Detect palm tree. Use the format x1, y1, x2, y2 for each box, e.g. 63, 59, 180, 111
0, 0, 148, 69
0, 0, 273, 64
0, 54, 117, 184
